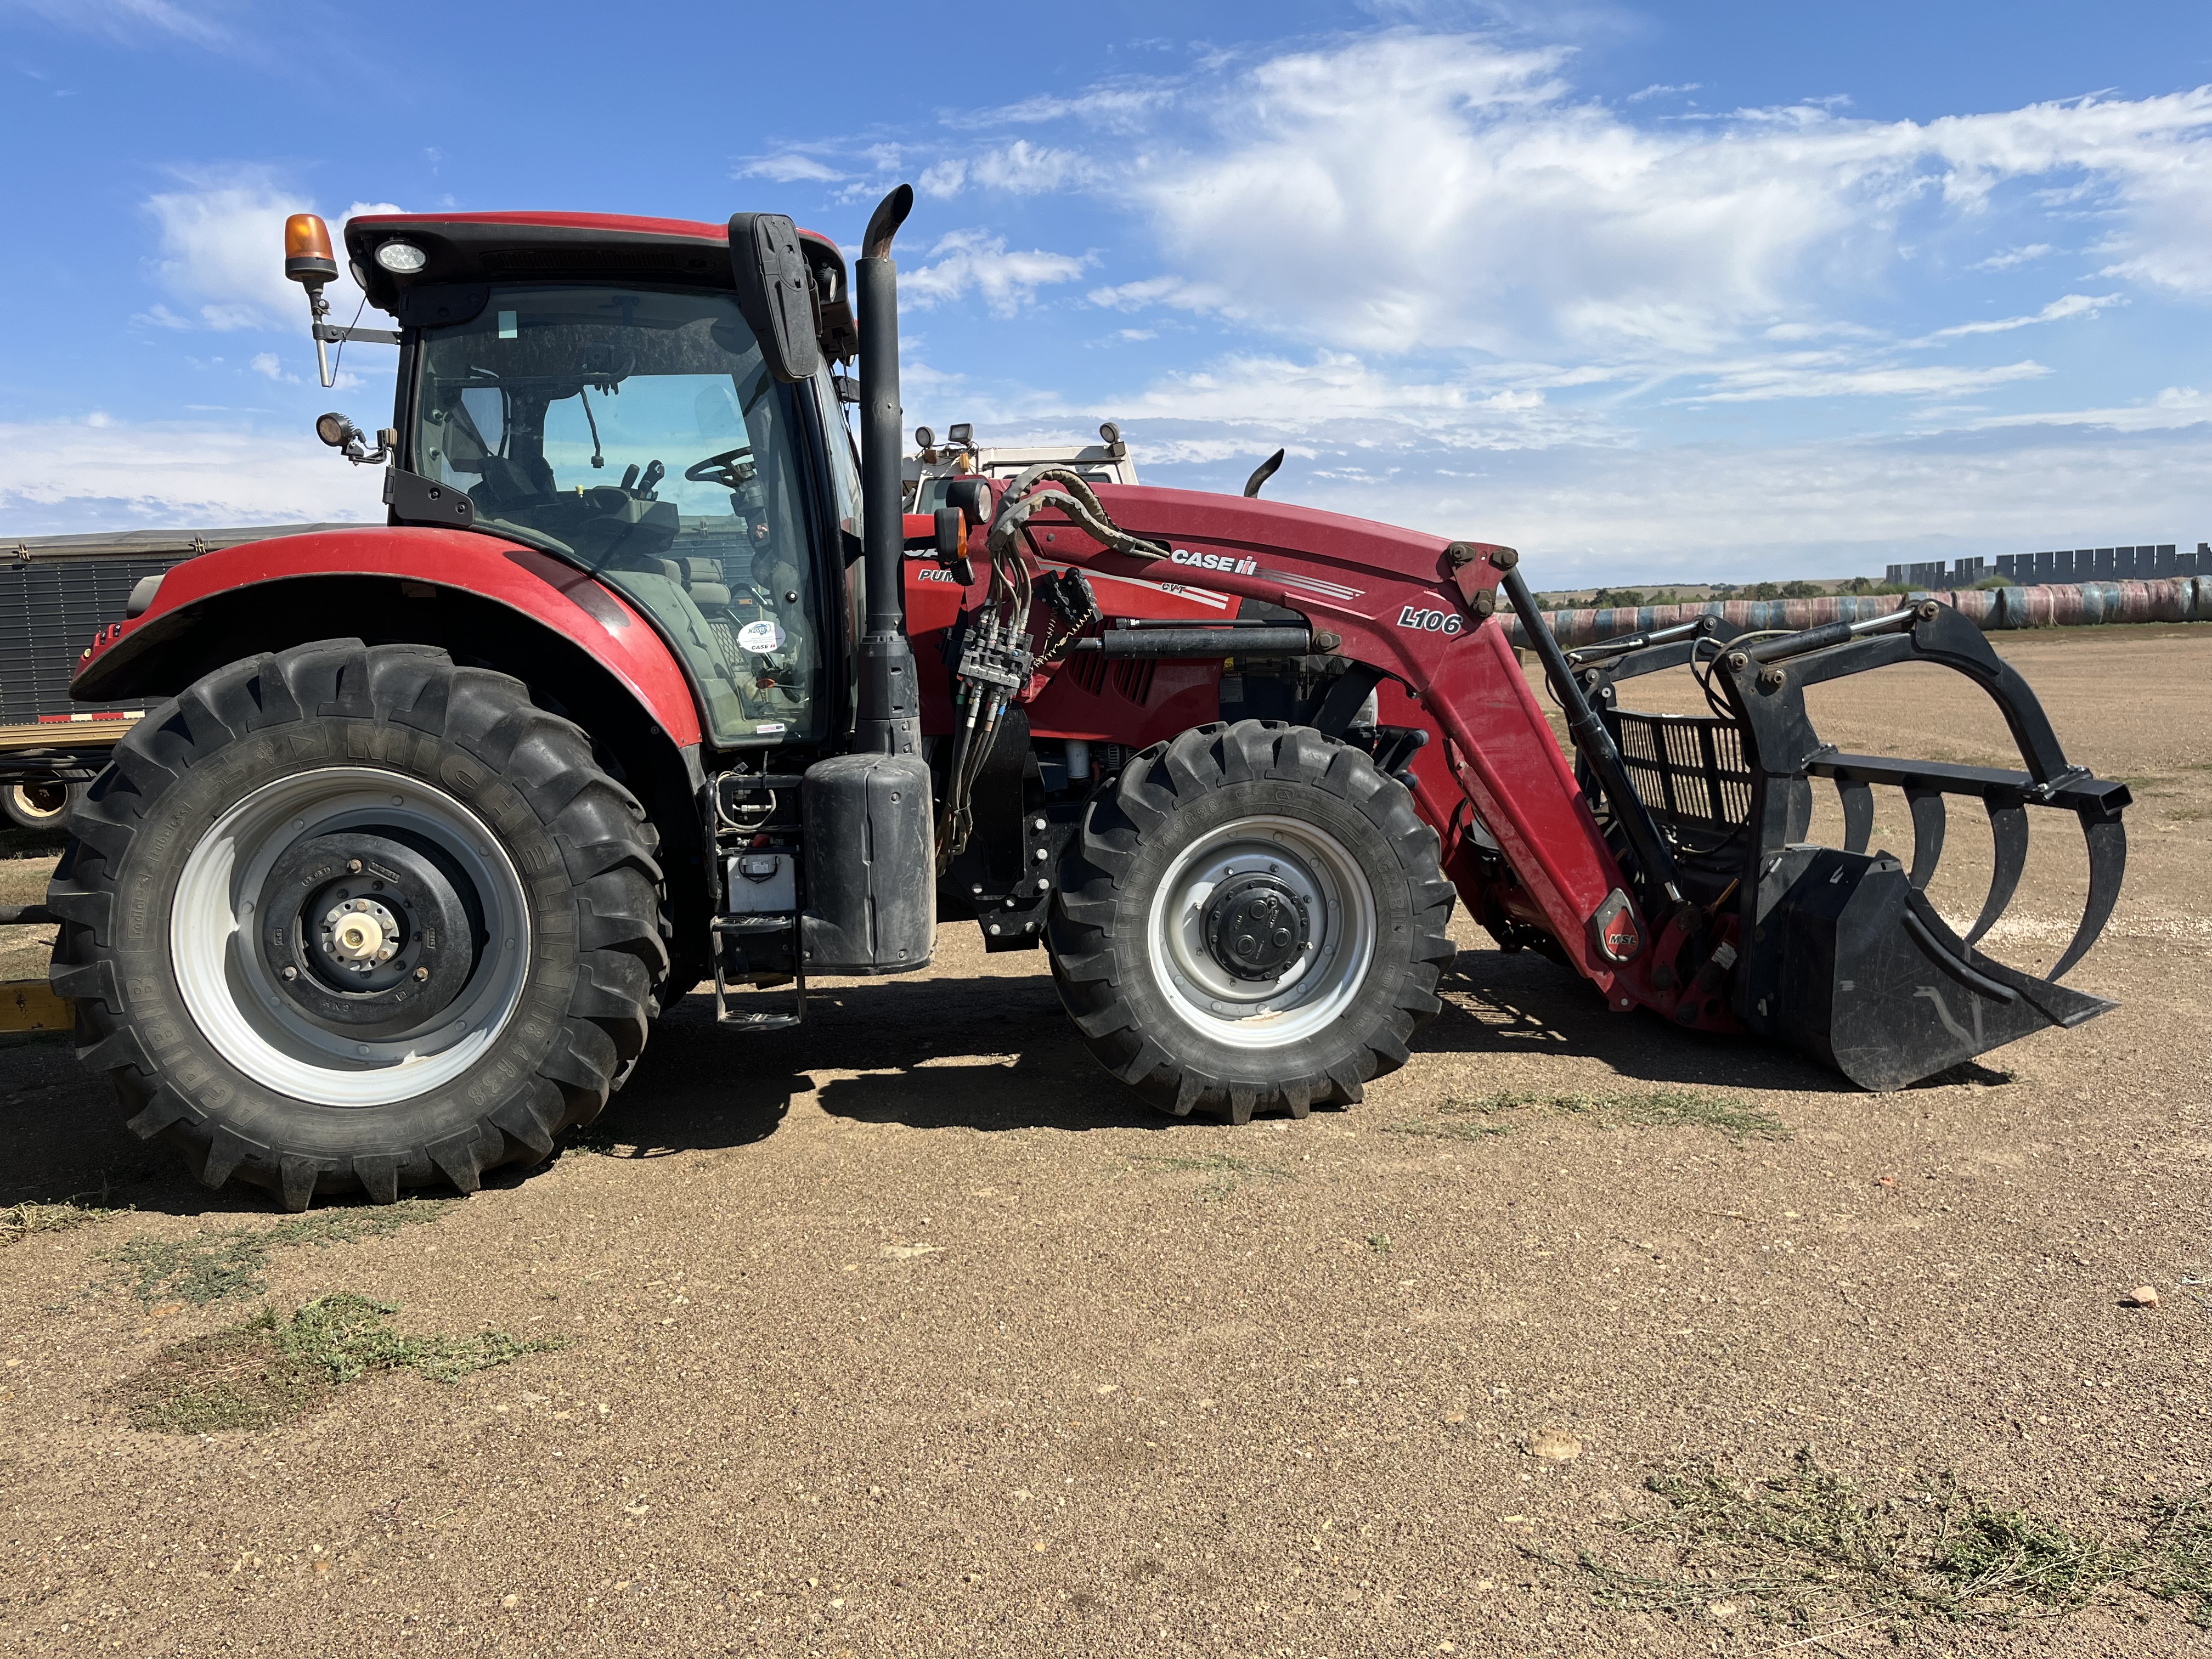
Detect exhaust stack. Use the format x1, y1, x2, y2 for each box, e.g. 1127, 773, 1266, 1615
794, 184, 935, 975
854, 184, 921, 758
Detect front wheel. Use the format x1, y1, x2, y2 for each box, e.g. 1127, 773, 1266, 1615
48, 641, 668, 1209
1047, 721, 1457, 1124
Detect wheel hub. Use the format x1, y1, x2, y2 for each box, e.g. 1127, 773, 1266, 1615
256, 831, 480, 1036
325, 899, 397, 965
1202, 871, 1310, 981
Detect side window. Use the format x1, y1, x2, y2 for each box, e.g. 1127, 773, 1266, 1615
815, 367, 863, 541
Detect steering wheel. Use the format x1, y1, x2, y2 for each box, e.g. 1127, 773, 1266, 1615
684, 446, 756, 490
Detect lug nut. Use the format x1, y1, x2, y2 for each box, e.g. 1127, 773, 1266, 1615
347, 859, 363, 873
281, 966, 297, 981
414, 967, 430, 981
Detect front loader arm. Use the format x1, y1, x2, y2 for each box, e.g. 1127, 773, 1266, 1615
990, 483, 1651, 994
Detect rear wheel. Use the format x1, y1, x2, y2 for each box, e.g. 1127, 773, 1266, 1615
48, 641, 667, 1209
1048, 721, 1457, 1123
3, 779, 78, 832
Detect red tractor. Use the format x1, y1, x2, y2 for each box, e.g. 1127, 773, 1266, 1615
48, 188, 2129, 1210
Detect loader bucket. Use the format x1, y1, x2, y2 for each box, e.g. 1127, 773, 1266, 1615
1576, 601, 2129, 1090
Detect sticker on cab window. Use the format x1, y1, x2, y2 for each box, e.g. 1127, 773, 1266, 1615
737, 619, 786, 654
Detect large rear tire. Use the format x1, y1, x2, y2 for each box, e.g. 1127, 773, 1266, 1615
1048, 721, 1457, 1124
47, 641, 668, 1209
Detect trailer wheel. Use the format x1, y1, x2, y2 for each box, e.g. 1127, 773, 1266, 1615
47, 641, 667, 1209
3, 780, 78, 833
1048, 721, 1457, 1124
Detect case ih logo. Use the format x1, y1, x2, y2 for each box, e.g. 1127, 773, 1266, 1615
1170, 548, 1258, 576
1396, 606, 1464, 635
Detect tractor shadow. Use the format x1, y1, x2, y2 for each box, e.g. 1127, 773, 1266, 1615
1420, 945, 2010, 1094
551, 994, 802, 1161
765, 967, 1170, 1133
0, 1033, 274, 1219
0, 999, 802, 1219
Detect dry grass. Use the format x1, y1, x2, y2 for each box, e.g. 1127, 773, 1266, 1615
1566, 1447, 2212, 1636
1, 1195, 128, 1249
101, 1200, 454, 1307
1387, 1088, 1792, 1144
114, 1292, 568, 1434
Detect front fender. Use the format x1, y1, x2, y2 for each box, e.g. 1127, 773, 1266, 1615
72, 526, 703, 747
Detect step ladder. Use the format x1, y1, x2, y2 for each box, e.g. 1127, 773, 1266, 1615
710, 913, 806, 1031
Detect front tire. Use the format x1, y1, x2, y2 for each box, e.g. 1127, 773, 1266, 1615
1048, 721, 1457, 1124
47, 641, 667, 1209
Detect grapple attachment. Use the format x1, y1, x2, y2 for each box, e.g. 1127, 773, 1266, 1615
1579, 602, 2130, 1090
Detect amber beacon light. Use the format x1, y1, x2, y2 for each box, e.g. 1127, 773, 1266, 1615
283, 213, 342, 387
284, 213, 338, 284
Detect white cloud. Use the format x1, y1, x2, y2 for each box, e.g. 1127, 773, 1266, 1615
1680, 358, 2051, 403
143, 171, 400, 332
1086, 274, 1228, 314
969, 140, 1099, 194
735, 152, 845, 184
1920, 292, 2119, 340
249, 351, 291, 382
948, 84, 1176, 133
1115, 419, 2212, 582
1115, 34, 2212, 362
0, 415, 385, 533
1966, 384, 2212, 433
1971, 242, 2053, 272
902, 232, 1090, 316
1626, 82, 1700, 103
8, 0, 237, 49
917, 159, 967, 198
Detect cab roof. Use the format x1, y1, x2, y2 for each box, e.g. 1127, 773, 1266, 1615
343, 211, 847, 322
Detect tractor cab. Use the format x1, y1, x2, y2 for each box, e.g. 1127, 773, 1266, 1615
340, 213, 866, 752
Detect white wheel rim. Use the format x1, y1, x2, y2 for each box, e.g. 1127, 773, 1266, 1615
170, 766, 533, 1107
1145, 813, 1378, 1050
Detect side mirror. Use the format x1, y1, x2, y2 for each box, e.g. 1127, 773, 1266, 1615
933, 506, 975, 586
728, 213, 823, 385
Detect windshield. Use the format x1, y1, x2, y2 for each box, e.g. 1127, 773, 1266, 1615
411, 285, 826, 747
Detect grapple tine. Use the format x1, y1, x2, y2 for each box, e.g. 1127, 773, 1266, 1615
2047, 811, 2126, 983
1837, 779, 1874, 854
1904, 787, 1946, 890
1966, 795, 2028, 948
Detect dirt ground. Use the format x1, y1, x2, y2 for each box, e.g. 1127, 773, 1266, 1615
1, 626, 2207, 1657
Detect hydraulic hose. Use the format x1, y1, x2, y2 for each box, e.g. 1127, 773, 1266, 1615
1498, 561, 1685, 915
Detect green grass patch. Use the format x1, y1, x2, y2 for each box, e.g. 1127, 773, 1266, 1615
1564, 1446, 2210, 1636
1, 1195, 129, 1249
115, 1292, 567, 1434
2143, 1489, 2212, 1628
1380, 1115, 1515, 1142
1390, 1089, 1791, 1144
1126, 1153, 1291, 1203
103, 1200, 453, 1307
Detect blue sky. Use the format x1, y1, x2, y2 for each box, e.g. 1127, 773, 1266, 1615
4, 0, 2211, 584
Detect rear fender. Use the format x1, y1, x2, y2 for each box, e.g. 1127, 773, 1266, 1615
73, 526, 703, 747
